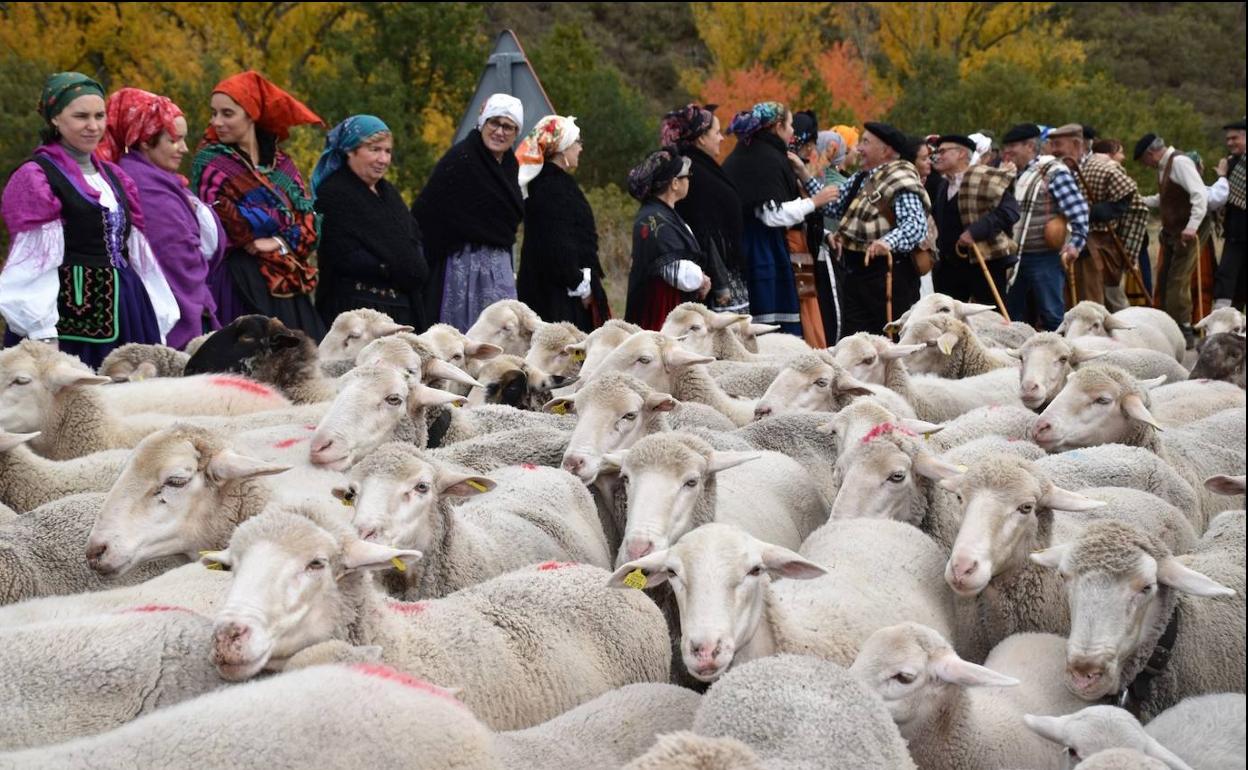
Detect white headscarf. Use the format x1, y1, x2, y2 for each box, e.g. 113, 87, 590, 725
969, 132, 993, 166
515, 115, 581, 197
478, 93, 524, 132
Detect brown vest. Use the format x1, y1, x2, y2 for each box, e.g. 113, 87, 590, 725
1158, 152, 1191, 235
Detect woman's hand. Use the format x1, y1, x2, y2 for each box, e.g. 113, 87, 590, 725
248, 237, 283, 255
787, 151, 812, 183
812, 185, 839, 208
697, 274, 713, 299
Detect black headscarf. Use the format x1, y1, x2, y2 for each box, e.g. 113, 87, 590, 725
722, 130, 799, 212
675, 147, 746, 274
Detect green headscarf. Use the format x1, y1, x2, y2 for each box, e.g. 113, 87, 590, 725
39, 72, 105, 123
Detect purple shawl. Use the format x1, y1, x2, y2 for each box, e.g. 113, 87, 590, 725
2, 143, 145, 236
119, 152, 225, 348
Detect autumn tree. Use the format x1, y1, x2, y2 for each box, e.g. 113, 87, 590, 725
698, 63, 797, 161
815, 41, 893, 125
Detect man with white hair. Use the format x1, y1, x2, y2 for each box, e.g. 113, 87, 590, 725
1136, 132, 1208, 345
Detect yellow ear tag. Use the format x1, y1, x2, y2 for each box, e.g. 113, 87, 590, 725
956, 465, 969, 473
551, 403, 569, 416
205, 562, 224, 571
466, 480, 489, 493
937, 338, 956, 356
571, 350, 586, 362
452, 400, 463, 408
390, 557, 407, 572
341, 496, 354, 507
623, 569, 648, 590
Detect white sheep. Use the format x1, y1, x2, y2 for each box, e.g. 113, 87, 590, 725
898, 314, 1019, 378
848, 622, 1081, 770
1196, 306, 1247, 337
466, 353, 572, 411
623, 732, 764, 769
600, 432, 826, 565
661, 302, 762, 361
730, 318, 781, 353
0, 663, 500, 769
1031, 518, 1245, 720
97, 342, 189, 381
318, 308, 414, 362
1034, 365, 1246, 529
568, 318, 642, 382
1014, 332, 1189, 411
204, 504, 670, 729
752, 350, 917, 421
340, 443, 609, 598
0, 493, 183, 606
523, 320, 587, 379
0, 606, 225, 750
0, 431, 128, 513
1058, 302, 1186, 362
1073, 749, 1171, 769
1146, 377, 1246, 424
465, 298, 542, 357
752, 331, 812, 357
706, 359, 783, 398
610, 519, 953, 680
690, 653, 917, 769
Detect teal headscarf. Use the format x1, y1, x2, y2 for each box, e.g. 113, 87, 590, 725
39, 72, 105, 123
311, 114, 390, 192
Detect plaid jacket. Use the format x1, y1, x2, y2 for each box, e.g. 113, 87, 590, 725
1070, 155, 1148, 257
836, 160, 931, 250
957, 165, 1018, 260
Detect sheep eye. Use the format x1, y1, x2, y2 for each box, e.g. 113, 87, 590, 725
620, 474, 630, 485
1058, 356, 1069, 365
306, 558, 327, 571
689, 325, 703, 333
1017, 503, 1035, 515
1094, 396, 1112, 405
637, 356, 653, 365
384, 394, 404, 406
813, 378, 830, 388
863, 357, 876, 366
346, 333, 361, 341
622, 412, 638, 422
164, 476, 190, 489
452, 353, 463, 360
887, 471, 906, 483
892, 671, 916, 684
1138, 583, 1155, 595
11, 375, 31, 386
1065, 748, 1080, 761
414, 482, 431, 494
683, 478, 699, 488
747, 565, 764, 577
342, 488, 357, 503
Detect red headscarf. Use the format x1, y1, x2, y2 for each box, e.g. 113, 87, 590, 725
208, 71, 323, 142
98, 87, 184, 163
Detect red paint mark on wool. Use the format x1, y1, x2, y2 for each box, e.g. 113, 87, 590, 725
350, 664, 464, 705
860, 422, 916, 444
521, 463, 538, 470
387, 599, 427, 615
208, 376, 277, 398
273, 437, 305, 449
537, 560, 576, 571
120, 604, 193, 615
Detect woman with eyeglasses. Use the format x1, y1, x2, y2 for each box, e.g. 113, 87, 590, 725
412, 94, 525, 332
623, 147, 712, 330
514, 115, 609, 331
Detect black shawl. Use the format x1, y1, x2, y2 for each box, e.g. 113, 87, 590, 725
722, 131, 799, 213
516, 163, 608, 329
314, 166, 428, 329
676, 146, 746, 275
411, 130, 524, 319
624, 200, 705, 323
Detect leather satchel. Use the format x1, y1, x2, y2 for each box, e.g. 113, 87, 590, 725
1043, 214, 1069, 250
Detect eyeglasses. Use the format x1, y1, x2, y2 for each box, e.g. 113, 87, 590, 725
484, 118, 519, 136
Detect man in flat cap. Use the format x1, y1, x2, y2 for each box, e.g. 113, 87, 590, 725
822, 121, 932, 335
1136, 133, 1208, 343
1049, 123, 1148, 311
1000, 123, 1089, 330
1209, 119, 1246, 309
926, 133, 1019, 309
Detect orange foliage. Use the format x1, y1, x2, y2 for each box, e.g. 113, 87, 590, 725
815, 41, 894, 125
698, 64, 798, 161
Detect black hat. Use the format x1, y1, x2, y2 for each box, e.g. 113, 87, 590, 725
935, 134, 976, 151
1133, 133, 1158, 161
791, 110, 819, 146
900, 134, 926, 163
863, 121, 909, 158
1082, 125, 1097, 141
1002, 123, 1041, 144
1224, 118, 1247, 131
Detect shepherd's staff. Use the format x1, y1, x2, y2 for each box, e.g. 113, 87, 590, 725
958, 241, 1011, 322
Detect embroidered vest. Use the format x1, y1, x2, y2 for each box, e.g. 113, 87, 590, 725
32, 156, 131, 269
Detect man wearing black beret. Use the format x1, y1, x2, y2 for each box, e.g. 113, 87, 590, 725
818, 122, 933, 335
1212, 118, 1246, 309
1136, 132, 1208, 344
925, 134, 1020, 309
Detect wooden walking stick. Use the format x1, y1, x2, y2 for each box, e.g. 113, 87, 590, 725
960, 241, 1012, 321
885, 251, 894, 334
1065, 259, 1078, 309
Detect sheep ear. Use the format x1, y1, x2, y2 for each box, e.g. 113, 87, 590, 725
709, 313, 750, 331
1022, 714, 1070, 744
899, 418, 944, 436
1070, 344, 1109, 365
1194, 315, 1211, 330
206, 450, 291, 483
1104, 315, 1135, 331
706, 451, 762, 474
816, 420, 836, 435
130, 361, 159, 381
1055, 318, 1069, 335
607, 550, 674, 589
747, 322, 780, 337
955, 301, 996, 317
834, 373, 875, 398
0, 431, 40, 452
915, 453, 965, 482
1121, 394, 1164, 431
271, 331, 303, 350
1040, 485, 1107, 512
409, 383, 468, 410
423, 359, 480, 389
1157, 558, 1236, 597
663, 345, 715, 370
760, 544, 827, 580
881, 343, 925, 360
936, 332, 960, 356
543, 397, 576, 415
1002, 348, 1022, 360
465, 341, 502, 360
1204, 474, 1246, 496
1029, 542, 1073, 570
1137, 733, 1197, 769
342, 538, 422, 573
644, 392, 678, 413
438, 471, 496, 498
376, 322, 415, 337
200, 549, 233, 570
882, 319, 904, 335
1134, 375, 1167, 391
929, 649, 1019, 688
48, 362, 111, 391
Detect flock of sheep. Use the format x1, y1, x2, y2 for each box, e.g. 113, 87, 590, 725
0, 292, 1244, 769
